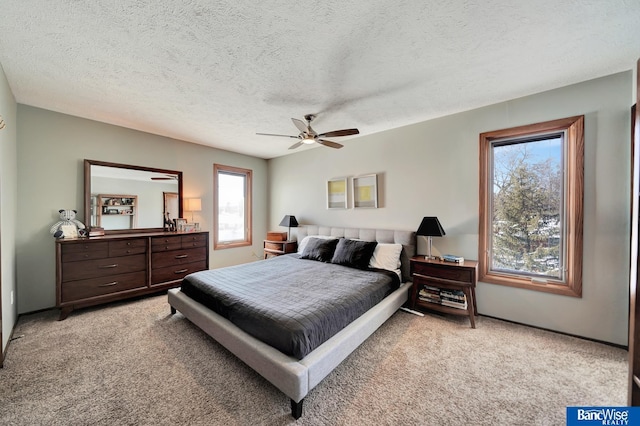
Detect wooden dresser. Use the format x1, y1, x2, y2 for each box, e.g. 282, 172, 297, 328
56, 231, 208, 319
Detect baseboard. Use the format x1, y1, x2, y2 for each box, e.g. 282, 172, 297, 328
479, 314, 628, 350
1, 318, 19, 368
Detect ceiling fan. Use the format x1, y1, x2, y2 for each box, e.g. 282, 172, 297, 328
257, 114, 359, 150
151, 174, 178, 181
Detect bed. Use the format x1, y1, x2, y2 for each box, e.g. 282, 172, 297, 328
168, 225, 415, 418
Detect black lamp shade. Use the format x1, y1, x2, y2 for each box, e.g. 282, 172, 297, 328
416, 216, 445, 237
279, 215, 299, 228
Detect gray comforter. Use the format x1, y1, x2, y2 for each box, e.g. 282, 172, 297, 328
180, 255, 400, 359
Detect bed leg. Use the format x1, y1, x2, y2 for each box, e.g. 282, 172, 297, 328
170, 306, 176, 315
291, 399, 303, 419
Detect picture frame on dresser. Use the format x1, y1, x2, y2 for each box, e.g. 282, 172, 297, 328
174, 218, 187, 232
327, 177, 348, 209
353, 174, 378, 208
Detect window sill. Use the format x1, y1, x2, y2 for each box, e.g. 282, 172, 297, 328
479, 271, 581, 297
214, 241, 252, 250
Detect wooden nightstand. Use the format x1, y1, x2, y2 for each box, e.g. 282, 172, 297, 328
409, 256, 478, 328
263, 240, 297, 259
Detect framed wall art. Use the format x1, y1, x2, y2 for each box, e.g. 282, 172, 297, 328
327, 177, 348, 209
353, 174, 378, 208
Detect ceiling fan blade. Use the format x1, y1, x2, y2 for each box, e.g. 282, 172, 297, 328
151, 174, 177, 180
317, 139, 343, 149
256, 132, 299, 139
291, 118, 308, 133
288, 141, 304, 150
317, 128, 359, 138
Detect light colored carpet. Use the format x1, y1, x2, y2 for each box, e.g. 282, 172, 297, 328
0, 294, 627, 425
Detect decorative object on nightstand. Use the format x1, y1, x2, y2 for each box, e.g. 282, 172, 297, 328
409, 256, 478, 328
279, 215, 299, 240
442, 254, 464, 263
416, 216, 446, 260
184, 198, 202, 223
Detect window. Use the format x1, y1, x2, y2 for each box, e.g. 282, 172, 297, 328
479, 116, 584, 297
213, 164, 252, 249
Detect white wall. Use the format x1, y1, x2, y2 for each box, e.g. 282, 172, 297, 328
16, 106, 268, 314
0, 63, 17, 355
268, 71, 632, 346
92, 177, 178, 228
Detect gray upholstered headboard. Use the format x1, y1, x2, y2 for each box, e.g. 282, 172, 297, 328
293, 225, 416, 282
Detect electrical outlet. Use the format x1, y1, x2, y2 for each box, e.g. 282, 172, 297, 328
11, 290, 14, 305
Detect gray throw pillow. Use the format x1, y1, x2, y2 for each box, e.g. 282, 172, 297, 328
331, 238, 378, 269
300, 237, 339, 262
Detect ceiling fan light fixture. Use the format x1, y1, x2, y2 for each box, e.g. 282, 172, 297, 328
257, 114, 359, 150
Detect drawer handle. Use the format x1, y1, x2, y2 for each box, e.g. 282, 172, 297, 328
175, 254, 188, 259
174, 269, 188, 274
98, 263, 118, 269
98, 281, 118, 287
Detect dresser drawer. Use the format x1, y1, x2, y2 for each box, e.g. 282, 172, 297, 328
151, 247, 207, 269
62, 241, 109, 253
151, 235, 182, 252
151, 260, 207, 284
181, 233, 207, 248
62, 254, 146, 282
109, 238, 147, 257
61, 242, 109, 262
412, 262, 472, 283
60, 271, 147, 302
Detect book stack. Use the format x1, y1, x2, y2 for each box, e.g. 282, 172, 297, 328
439, 289, 467, 310
418, 286, 467, 310
442, 254, 464, 263
89, 227, 105, 237
418, 285, 441, 304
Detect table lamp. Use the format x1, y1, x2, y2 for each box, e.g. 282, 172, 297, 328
279, 215, 299, 241
184, 198, 202, 223
416, 216, 446, 260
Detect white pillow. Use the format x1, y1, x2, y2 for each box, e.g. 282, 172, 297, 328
369, 243, 403, 271
297, 235, 336, 254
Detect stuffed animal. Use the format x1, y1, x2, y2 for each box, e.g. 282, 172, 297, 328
50, 209, 86, 238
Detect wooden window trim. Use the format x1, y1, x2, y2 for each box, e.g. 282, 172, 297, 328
213, 164, 252, 250
478, 116, 584, 297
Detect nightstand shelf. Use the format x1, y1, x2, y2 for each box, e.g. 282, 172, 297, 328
409, 256, 478, 328
263, 240, 297, 259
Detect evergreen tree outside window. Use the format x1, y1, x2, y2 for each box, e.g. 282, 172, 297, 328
479, 116, 584, 297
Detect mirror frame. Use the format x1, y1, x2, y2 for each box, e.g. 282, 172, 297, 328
84, 159, 183, 234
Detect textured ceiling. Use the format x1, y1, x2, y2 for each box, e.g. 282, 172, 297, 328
1, 1, 639, 159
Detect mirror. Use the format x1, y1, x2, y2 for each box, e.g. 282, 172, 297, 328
84, 159, 183, 233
